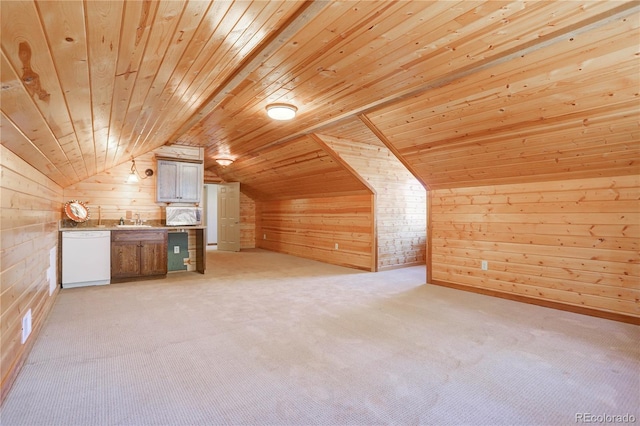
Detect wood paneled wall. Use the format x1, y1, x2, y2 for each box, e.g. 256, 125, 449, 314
0, 145, 62, 401
240, 192, 256, 249
256, 195, 374, 271
63, 151, 162, 224
319, 134, 426, 270
430, 175, 639, 320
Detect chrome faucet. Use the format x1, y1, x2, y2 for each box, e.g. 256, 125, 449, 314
134, 213, 141, 225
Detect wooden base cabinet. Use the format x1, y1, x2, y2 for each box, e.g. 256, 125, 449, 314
111, 230, 168, 282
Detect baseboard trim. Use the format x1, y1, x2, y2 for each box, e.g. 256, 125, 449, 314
429, 279, 640, 326
378, 261, 425, 272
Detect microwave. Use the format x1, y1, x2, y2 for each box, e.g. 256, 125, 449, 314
165, 206, 202, 226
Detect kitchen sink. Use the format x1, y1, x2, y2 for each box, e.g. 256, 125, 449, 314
115, 224, 152, 228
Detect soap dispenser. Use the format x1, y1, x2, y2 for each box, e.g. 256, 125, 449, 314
119, 217, 125, 225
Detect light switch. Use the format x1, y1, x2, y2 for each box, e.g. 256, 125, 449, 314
174, 246, 180, 254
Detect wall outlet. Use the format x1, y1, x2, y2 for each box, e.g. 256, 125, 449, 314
334, 243, 339, 250
173, 246, 180, 254
21, 309, 32, 344
481, 260, 488, 271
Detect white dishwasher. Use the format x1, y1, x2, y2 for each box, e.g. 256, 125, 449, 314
62, 231, 111, 288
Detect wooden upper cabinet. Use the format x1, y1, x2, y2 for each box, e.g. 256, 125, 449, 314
156, 159, 203, 203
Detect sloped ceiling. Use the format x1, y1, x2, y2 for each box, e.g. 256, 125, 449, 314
1, 1, 638, 195
213, 134, 371, 200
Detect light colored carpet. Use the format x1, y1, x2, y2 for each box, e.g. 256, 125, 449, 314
1, 248, 638, 425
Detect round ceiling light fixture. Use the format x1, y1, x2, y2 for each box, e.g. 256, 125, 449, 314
215, 157, 234, 167
266, 103, 297, 120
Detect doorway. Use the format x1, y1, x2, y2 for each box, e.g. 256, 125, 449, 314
204, 184, 218, 245
204, 182, 241, 251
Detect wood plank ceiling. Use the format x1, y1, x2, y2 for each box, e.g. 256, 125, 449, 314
1, 1, 638, 194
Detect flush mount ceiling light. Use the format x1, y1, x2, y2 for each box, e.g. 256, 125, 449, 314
215, 158, 234, 167
126, 158, 153, 183
266, 103, 297, 120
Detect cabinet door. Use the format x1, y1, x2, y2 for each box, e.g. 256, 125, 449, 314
140, 241, 168, 276
111, 241, 141, 278
156, 160, 180, 202
178, 162, 202, 202
112, 230, 167, 280
156, 160, 202, 203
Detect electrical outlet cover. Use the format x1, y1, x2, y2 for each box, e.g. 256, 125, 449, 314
21, 309, 32, 344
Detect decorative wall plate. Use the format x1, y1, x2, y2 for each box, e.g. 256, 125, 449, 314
64, 200, 90, 223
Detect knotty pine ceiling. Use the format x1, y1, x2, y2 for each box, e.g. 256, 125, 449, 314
1, 1, 638, 195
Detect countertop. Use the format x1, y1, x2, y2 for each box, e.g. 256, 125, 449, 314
59, 220, 205, 232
